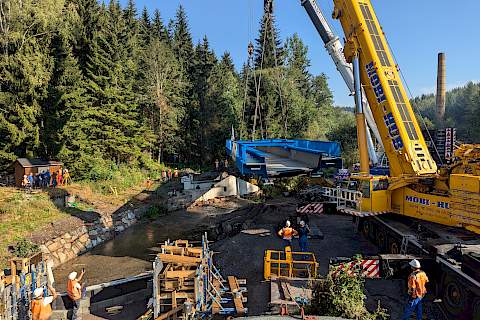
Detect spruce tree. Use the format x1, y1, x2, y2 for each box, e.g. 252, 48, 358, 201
192, 36, 217, 162
205, 57, 243, 161
172, 5, 194, 75
139, 7, 152, 46
82, 1, 149, 165
70, 0, 100, 72
220, 52, 236, 74
284, 33, 311, 96
151, 9, 169, 43
171, 5, 196, 163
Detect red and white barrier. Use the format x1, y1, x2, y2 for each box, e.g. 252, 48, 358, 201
330, 259, 380, 278
296, 203, 324, 214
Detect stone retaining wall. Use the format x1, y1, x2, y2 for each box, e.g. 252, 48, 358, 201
39, 207, 147, 267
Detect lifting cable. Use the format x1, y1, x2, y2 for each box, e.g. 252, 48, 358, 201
252, 7, 270, 141
269, 17, 288, 138
241, 43, 254, 140
243, 0, 287, 140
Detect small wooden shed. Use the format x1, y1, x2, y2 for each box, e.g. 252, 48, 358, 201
14, 158, 63, 187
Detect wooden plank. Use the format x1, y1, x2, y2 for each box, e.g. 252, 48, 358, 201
158, 292, 193, 299
157, 254, 201, 265
281, 282, 292, 301
161, 245, 202, 256
228, 276, 245, 315
155, 306, 183, 320
172, 291, 177, 320
164, 270, 195, 278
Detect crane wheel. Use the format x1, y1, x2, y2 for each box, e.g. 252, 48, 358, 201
389, 240, 400, 254
441, 274, 468, 317
362, 220, 371, 239
376, 230, 387, 252
472, 297, 480, 320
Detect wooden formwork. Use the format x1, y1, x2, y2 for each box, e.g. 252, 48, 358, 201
153, 235, 247, 319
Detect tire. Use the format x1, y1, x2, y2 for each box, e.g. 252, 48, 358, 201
362, 220, 371, 239
441, 274, 468, 317
376, 230, 387, 252
389, 239, 400, 254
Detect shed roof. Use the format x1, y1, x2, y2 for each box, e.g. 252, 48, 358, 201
15, 158, 63, 168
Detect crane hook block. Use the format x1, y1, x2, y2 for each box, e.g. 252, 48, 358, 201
248, 42, 254, 56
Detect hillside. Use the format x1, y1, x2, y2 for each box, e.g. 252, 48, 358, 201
411, 81, 480, 142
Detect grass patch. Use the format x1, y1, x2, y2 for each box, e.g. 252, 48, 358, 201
64, 164, 165, 208
0, 187, 67, 266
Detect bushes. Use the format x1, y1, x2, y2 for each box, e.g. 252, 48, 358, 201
308, 271, 388, 320
12, 238, 39, 258
145, 205, 168, 220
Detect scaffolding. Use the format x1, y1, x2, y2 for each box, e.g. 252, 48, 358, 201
0, 253, 50, 320
153, 234, 247, 319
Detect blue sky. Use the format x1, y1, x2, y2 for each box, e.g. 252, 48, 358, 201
121, 0, 480, 107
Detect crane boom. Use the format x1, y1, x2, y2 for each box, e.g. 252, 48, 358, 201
301, 0, 383, 165
332, 0, 437, 177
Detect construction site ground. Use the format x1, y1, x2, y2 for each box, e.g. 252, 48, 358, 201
52, 194, 444, 319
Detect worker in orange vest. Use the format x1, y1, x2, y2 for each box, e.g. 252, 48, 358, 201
278, 220, 298, 249
401, 259, 429, 320
67, 269, 85, 320
31, 284, 58, 320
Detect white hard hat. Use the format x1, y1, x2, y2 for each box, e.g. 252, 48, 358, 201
68, 271, 77, 280
33, 287, 44, 298
300, 221, 305, 227
286, 220, 291, 227
409, 259, 421, 269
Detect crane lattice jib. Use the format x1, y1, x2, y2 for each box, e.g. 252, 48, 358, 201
333, 0, 437, 177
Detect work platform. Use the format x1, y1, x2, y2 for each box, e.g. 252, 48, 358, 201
226, 139, 342, 178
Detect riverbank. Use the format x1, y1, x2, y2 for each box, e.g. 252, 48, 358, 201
52, 197, 250, 291
0, 169, 164, 267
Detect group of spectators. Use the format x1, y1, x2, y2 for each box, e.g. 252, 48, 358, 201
214, 159, 229, 171
21, 168, 71, 190
161, 168, 179, 182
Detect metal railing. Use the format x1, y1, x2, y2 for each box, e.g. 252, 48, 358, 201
321, 186, 362, 210
264, 247, 318, 280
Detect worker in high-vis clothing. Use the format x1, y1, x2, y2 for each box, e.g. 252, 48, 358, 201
67, 269, 85, 320
401, 259, 429, 320
278, 220, 297, 248
31, 284, 58, 320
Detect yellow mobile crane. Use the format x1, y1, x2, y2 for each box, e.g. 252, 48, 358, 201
300, 0, 480, 317
330, 0, 480, 232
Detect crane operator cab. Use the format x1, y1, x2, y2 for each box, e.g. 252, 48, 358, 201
341, 174, 391, 214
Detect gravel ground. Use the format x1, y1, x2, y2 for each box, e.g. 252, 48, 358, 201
211, 197, 441, 319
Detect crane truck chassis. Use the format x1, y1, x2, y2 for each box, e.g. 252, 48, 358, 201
319, 186, 480, 319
